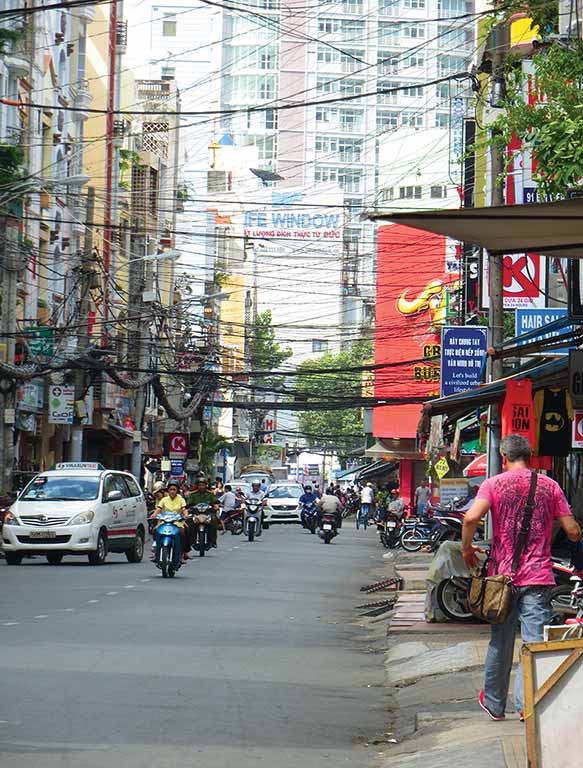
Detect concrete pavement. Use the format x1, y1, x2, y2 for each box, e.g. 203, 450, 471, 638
0, 525, 388, 768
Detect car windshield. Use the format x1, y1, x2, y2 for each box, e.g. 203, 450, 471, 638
267, 486, 302, 499
20, 476, 101, 501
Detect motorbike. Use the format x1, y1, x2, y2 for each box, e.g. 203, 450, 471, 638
222, 506, 244, 536
400, 512, 463, 552
301, 502, 319, 534
377, 511, 401, 549
318, 511, 338, 544
190, 502, 213, 556
244, 498, 262, 542
154, 511, 184, 578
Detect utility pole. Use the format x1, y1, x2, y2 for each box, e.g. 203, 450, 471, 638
486, 35, 507, 479
0, 217, 20, 493
130, 234, 148, 481
71, 188, 95, 461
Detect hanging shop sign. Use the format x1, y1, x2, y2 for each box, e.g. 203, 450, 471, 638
515, 309, 572, 355
16, 378, 44, 412
439, 478, 468, 505
168, 432, 189, 459
481, 253, 547, 310
256, 444, 284, 468
170, 459, 184, 477
569, 350, 583, 408
48, 385, 75, 424
572, 411, 583, 449
25, 326, 53, 357
434, 457, 450, 479
440, 326, 488, 398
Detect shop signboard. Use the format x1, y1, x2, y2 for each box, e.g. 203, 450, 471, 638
48, 385, 75, 424
572, 411, 583, 449
481, 253, 547, 309
374, 225, 460, 439
439, 478, 468, 505
170, 459, 184, 477
25, 326, 53, 357
168, 432, 189, 459
569, 350, 583, 408
440, 326, 488, 397
256, 444, 284, 468
16, 378, 44, 412
515, 308, 571, 355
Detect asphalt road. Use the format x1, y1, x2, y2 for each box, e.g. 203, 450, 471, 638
0, 524, 387, 768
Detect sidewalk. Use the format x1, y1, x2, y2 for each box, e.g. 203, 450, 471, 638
373, 551, 526, 768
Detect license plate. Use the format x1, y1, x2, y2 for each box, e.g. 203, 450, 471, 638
323, 523, 332, 530
387, 522, 397, 529
29, 530, 56, 539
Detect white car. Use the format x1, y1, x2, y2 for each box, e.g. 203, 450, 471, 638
1, 463, 147, 566
263, 483, 303, 525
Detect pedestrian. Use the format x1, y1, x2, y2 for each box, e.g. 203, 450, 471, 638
414, 478, 431, 515
358, 482, 375, 529
462, 434, 581, 721
388, 488, 405, 518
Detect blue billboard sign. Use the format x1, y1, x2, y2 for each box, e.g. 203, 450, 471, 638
441, 326, 488, 397
515, 308, 571, 355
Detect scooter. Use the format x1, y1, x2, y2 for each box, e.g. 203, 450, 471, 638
190, 502, 213, 557
400, 513, 462, 552
318, 511, 338, 544
301, 502, 318, 534
222, 506, 244, 536
377, 511, 401, 549
244, 498, 262, 542
154, 511, 184, 578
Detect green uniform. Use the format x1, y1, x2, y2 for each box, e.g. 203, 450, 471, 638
187, 490, 220, 546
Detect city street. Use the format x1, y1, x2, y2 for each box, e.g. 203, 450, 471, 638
0, 526, 386, 768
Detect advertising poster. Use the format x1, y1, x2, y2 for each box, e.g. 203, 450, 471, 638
481, 252, 547, 309
373, 224, 460, 439
243, 190, 342, 241
256, 444, 284, 468
440, 326, 488, 397
48, 385, 75, 424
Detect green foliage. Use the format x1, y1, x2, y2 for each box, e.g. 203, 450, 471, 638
0, 144, 24, 189
497, 0, 558, 34
0, 29, 22, 54
198, 429, 232, 476
296, 341, 373, 455
489, 43, 583, 199
250, 310, 292, 370
214, 270, 231, 288
176, 185, 190, 201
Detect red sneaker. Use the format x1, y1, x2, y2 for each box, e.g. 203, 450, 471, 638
479, 690, 505, 721
519, 711, 525, 722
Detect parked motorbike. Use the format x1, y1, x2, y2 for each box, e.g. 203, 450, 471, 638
244, 498, 262, 542
377, 512, 401, 549
154, 511, 184, 578
190, 502, 213, 556
222, 507, 244, 536
400, 512, 463, 552
301, 502, 318, 534
318, 512, 338, 544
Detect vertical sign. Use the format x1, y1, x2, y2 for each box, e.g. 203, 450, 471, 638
440, 326, 488, 397
48, 385, 75, 424
481, 253, 547, 309
573, 411, 583, 449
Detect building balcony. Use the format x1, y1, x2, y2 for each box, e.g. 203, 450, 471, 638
74, 79, 93, 119
76, 3, 96, 23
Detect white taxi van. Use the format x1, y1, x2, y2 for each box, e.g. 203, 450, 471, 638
2, 463, 147, 566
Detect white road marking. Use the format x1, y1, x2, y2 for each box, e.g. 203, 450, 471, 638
140, 579, 151, 583
106, 591, 118, 596
33, 615, 48, 619
123, 585, 135, 589
87, 600, 99, 604
61, 608, 74, 612
3, 622, 19, 626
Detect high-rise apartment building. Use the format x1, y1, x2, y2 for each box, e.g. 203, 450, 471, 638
216, 0, 475, 326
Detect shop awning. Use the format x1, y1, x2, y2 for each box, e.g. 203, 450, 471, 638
463, 453, 487, 478
426, 357, 568, 417
356, 459, 399, 482
367, 198, 583, 258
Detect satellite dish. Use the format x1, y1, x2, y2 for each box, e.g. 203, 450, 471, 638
250, 168, 285, 184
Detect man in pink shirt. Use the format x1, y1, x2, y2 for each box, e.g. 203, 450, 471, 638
462, 433, 581, 721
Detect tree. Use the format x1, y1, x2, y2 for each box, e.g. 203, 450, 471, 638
198, 429, 232, 477
249, 310, 292, 370
296, 341, 373, 459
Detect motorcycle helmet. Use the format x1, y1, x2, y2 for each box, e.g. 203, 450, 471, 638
152, 481, 166, 493
251, 481, 261, 488
304, 485, 312, 492
166, 480, 180, 490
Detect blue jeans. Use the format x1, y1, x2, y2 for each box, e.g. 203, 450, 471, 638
417, 501, 428, 515
358, 504, 371, 526
484, 585, 552, 715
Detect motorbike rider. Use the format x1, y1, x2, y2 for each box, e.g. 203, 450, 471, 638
151, 479, 188, 565
299, 484, 319, 527
317, 487, 344, 529
186, 476, 223, 549
244, 481, 266, 536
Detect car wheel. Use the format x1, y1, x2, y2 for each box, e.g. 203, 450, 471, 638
126, 529, 145, 563
4, 552, 22, 566
88, 530, 108, 565
46, 554, 63, 565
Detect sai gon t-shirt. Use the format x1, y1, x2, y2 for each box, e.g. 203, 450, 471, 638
476, 469, 571, 587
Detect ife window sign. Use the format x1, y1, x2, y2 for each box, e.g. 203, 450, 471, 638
440, 326, 488, 398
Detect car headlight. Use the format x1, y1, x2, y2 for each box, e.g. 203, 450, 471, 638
68, 510, 95, 526
3, 512, 20, 526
